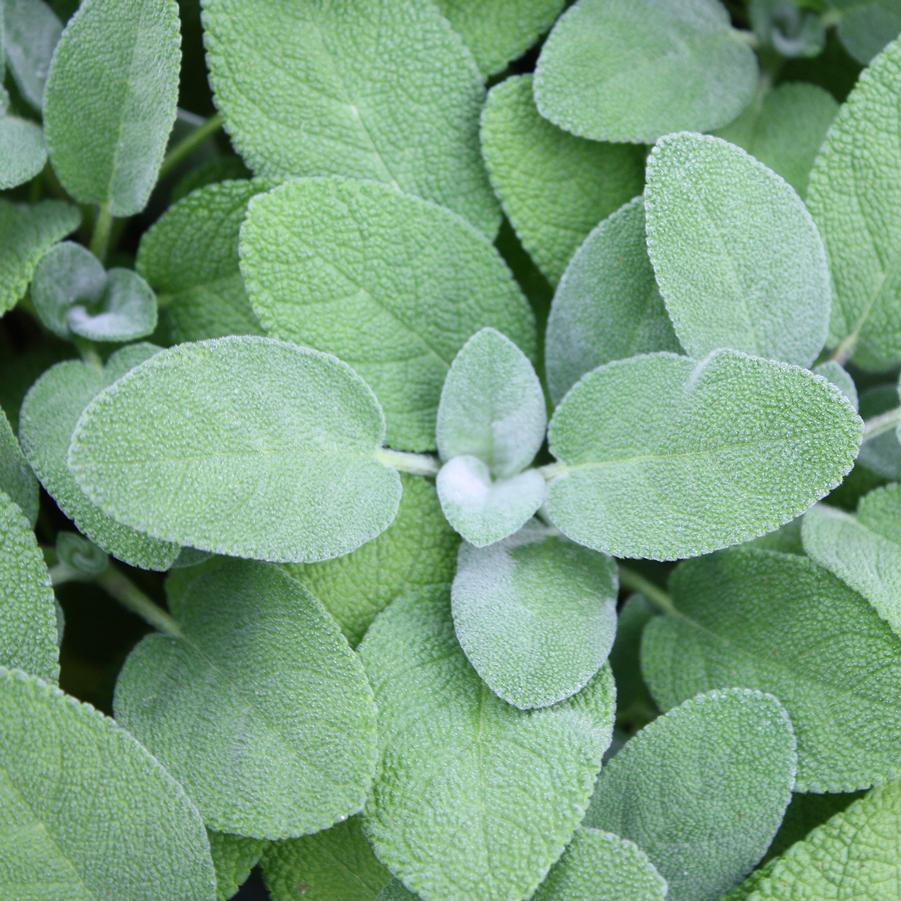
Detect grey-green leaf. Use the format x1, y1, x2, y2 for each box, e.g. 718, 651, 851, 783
807, 35, 901, 370
208, 832, 264, 901
452, 524, 617, 709
641, 548, 901, 791
20, 347, 180, 571
43, 0, 181, 216
203, 0, 499, 237
32, 241, 105, 338
585, 688, 796, 901
546, 350, 861, 560
359, 586, 615, 901
838, 0, 901, 64
534, 0, 758, 143
813, 360, 858, 409
480, 74, 644, 285
115, 559, 378, 838
545, 196, 681, 404
0, 115, 46, 189
858, 384, 901, 479
241, 178, 535, 451
2, 0, 62, 109
645, 132, 831, 366
0, 667, 215, 899
69, 336, 401, 563
0, 405, 37, 525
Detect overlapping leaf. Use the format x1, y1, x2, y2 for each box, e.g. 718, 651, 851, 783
0, 115, 46, 190
208, 833, 264, 901
0, 405, 37, 525
1, 0, 62, 109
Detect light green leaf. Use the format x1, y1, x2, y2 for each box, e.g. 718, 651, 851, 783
858, 384, 901, 479
208, 832, 264, 901
43, 0, 180, 216
285, 474, 458, 646
532, 828, 667, 901
2, 0, 62, 109
714, 82, 838, 196
20, 347, 180, 571
0, 116, 46, 190
32, 241, 105, 337
241, 178, 535, 451
170, 156, 250, 204
480, 74, 644, 285
359, 586, 615, 901
750, 779, 901, 899
55, 530, 108, 579
545, 196, 681, 404
546, 351, 861, 560
813, 360, 858, 409
807, 35, 901, 370
0, 492, 58, 682
534, 0, 758, 143
69, 336, 402, 563
262, 817, 391, 901
608, 593, 657, 722
837, 0, 901, 64
436, 456, 545, 547
641, 548, 901, 791
746, 516, 805, 554
0, 667, 215, 899
437, 328, 545, 478
0, 405, 37, 525
645, 132, 831, 366
452, 524, 617, 709
0, 198, 79, 316
802, 485, 901, 635
203, 0, 499, 237
115, 559, 378, 838
586, 688, 796, 901
137, 179, 269, 344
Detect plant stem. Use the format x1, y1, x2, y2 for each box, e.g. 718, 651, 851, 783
96, 567, 182, 637
90, 204, 114, 263
618, 565, 679, 617
49, 563, 77, 586
376, 448, 441, 477
732, 29, 759, 49
829, 333, 857, 366
158, 112, 224, 180
862, 405, 901, 443
74, 339, 104, 371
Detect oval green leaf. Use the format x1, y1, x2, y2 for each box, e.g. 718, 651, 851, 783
208, 832, 264, 901
2, 0, 62, 110
0, 115, 46, 190
0, 404, 37, 525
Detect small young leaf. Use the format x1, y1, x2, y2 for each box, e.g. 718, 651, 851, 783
208, 832, 264, 901
0, 405, 37, 525
546, 351, 861, 560
532, 828, 667, 901
203, 0, 499, 236
802, 485, 901, 635
480, 74, 644, 285
20, 347, 180, 571
0, 115, 47, 190
0, 491, 59, 682
807, 35, 901, 370
32, 240, 105, 337
0, 667, 215, 899
359, 586, 615, 901
642, 549, 901, 791
115, 559, 378, 838
241, 178, 535, 451
645, 133, 831, 367
813, 360, 859, 409
585, 688, 796, 901
837, 0, 901, 64
452, 524, 617, 709
534, 0, 758, 143
545, 196, 681, 404
55, 529, 108, 578
858, 384, 901, 479
752, 779, 901, 899
1, 0, 62, 109
43, 0, 180, 216
436, 456, 545, 547
137, 179, 270, 344
437, 328, 546, 478
69, 336, 402, 563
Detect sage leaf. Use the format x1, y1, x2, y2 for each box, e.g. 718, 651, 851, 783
766, 791, 864, 862
586, 688, 796, 901
32, 241, 105, 337
858, 384, 901, 479
813, 360, 859, 409
608, 593, 657, 723
837, 0, 901, 64
359, 586, 615, 901
0, 405, 37, 525
55, 530, 108, 579
546, 350, 862, 560
208, 832, 264, 901
0, 115, 46, 190
1, 0, 62, 109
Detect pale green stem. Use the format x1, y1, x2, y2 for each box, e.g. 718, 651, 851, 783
537, 462, 567, 481
49, 563, 77, 586
862, 406, 901, 443
618, 565, 679, 618
89, 204, 114, 263
376, 448, 440, 477
829, 334, 856, 367
95, 568, 182, 637
732, 29, 760, 49
74, 339, 103, 372
158, 113, 225, 180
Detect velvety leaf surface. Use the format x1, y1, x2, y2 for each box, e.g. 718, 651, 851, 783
813, 360, 858, 409
1, 0, 62, 109
0, 116, 46, 190
837, 0, 901, 64
0, 405, 37, 525
208, 832, 264, 901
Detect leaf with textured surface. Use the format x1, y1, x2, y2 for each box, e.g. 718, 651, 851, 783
532, 828, 666, 901
69, 336, 401, 563
452, 524, 617, 709
765, 791, 863, 862
20, 347, 179, 571
203, 0, 498, 236
285, 474, 458, 646
262, 817, 391, 901
751, 779, 901, 899
0, 406, 37, 525
241, 178, 534, 451
858, 384, 901, 479
32, 241, 105, 337
545, 196, 681, 404
437, 328, 545, 478
115, 559, 378, 838
546, 350, 861, 560
802, 485, 901, 635
645, 132, 831, 366
208, 832, 264, 901
838, 0, 901, 64
359, 586, 615, 901
586, 688, 796, 901
137, 180, 269, 344
807, 35, 901, 370
0, 115, 46, 189
534, 0, 757, 143
0, 492, 58, 682
2, 0, 62, 109
641, 548, 901, 791
609, 593, 656, 722
813, 360, 858, 409
480, 74, 644, 285
0, 667, 215, 899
